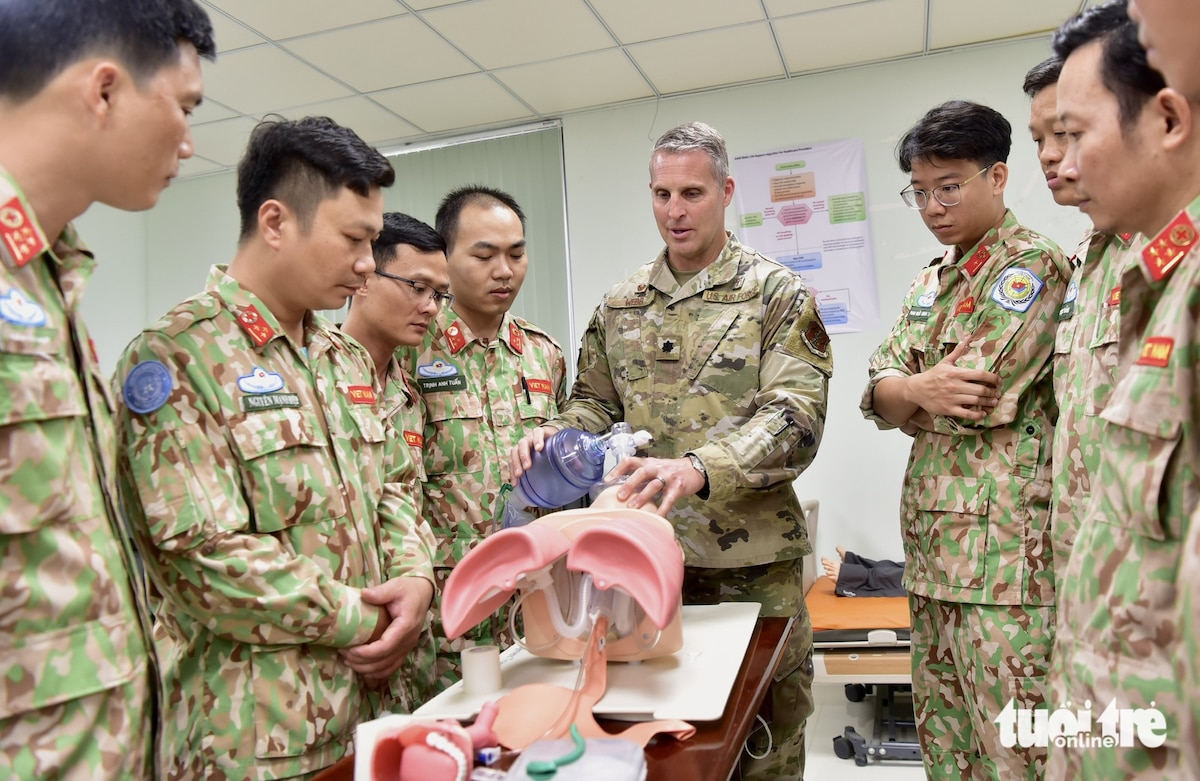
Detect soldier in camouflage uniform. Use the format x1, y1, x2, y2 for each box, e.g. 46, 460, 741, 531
514, 121, 832, 781
398, 186, 567, 696
1124, 2, 1200, 773
1023, 56, 1141, 583
862, 101, 1069, 779
1044, 7, 1200, 775
0, 3, 213, 778
342, 211, 451, 711
113, 117, 435, 780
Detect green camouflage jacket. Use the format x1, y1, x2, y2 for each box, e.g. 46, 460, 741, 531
551, 233, 832, 568
113, 266, 433, 780
382, 357, 427, 484
398, 307, 567, 568
862, 210, 1069, 605
0, 171, 155, 779
1054, 199, 1200, 758
1050, 228, 1136, 580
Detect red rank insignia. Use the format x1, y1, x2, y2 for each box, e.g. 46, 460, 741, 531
955, 297, 975, 316
1142, 211, 1197, 282
1137, 336, 1174, 367
1119, 232, 1134, 244
445, 322, 467, 353
1106, 286, 1121, 307
0, 197, 47, 268
236, 305, 275, 347
346, 385, 376, 404
525, 378, 552, 395
963, 244, 991, 276
403, 430, 424, 447
509, 322, 524, 355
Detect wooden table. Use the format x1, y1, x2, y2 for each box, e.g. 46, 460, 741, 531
315, 615, 794, 781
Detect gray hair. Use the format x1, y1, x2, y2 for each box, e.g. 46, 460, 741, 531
651, 121, 730, 184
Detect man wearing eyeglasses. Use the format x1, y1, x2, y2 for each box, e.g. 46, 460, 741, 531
399, 185, 567, 693
860, 100, 1070, 779
340, 211, 449, 710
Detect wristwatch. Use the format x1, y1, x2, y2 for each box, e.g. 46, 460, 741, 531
686, 453, 707, 479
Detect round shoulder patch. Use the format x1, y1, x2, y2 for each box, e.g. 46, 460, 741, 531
123, 360, 173, 414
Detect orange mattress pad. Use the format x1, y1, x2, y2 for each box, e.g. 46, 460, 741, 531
805, 575, 910, 632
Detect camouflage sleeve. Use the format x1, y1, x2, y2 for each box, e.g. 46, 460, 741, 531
691, 279, 832, 502
378, 425, 435, 583
948, 246, 1067, 432
552, 341, 568, 410
114, 334, 381, 649
549, 304, 623, 434
860, 270, 926, 430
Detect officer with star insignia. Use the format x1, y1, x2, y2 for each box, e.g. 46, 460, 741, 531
1044, 3, 1200, 775
111, 116, 435, 779
861, 99, 1070, 779
0, 2, 214, 777
396, 185, 567, 697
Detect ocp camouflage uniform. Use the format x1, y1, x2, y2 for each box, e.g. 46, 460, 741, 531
398, 307, 567, 695
862, 210, 1069, 780
550, 233, 832, 780
1047, 202, 1200, 779
380, 358, 440, 712
113, 265, 435, 780
0, 171, 155, 779
1050, 229, 1136, 586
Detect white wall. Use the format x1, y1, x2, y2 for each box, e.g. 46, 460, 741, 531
74, 35, 1088, 563
561, 36, 1088, 563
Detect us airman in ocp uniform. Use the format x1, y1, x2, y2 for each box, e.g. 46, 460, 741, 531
862, 100, 1069, 780
113, 117, 435, 780
516, 121, 832, 781
399, 186, 568, 698
0, 2, 214, 777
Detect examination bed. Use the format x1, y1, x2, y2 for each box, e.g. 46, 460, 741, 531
801, 503, 921, 767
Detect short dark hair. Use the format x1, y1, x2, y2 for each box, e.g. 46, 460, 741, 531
374, 212, 446, 269
236, 116, 395, 240
435, 185, 526, 252
1052, 0, 1165, 130
1023, 57, 1063, 98
0, 0, 216, 103
897, 100, 1012, 173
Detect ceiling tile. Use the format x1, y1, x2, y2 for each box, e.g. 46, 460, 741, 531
178, 155, 226, 177
372, 74, 533, 133
200, 45, 353, 114
279, 96, 421, 145
204, 9, 268, 52
630, 24, 784, 94
774, 0, 926, 73
202, 0, 404, 40
404, 0, 464, 7
764, 0, 866, 16
189, 98, 238, 125
590, 0, 764, 44
495, 49, 653, 114
283, 16, 477, 93
929, 0, 1084, 49
423, 0, 614, 69
189, 117, 260, 167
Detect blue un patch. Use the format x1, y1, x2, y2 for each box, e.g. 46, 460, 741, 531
123, 360, 173, 414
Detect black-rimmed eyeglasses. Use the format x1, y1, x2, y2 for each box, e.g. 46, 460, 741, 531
375, 270, 454, 308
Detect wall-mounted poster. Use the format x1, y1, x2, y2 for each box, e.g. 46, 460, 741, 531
734, 138, 879, 334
